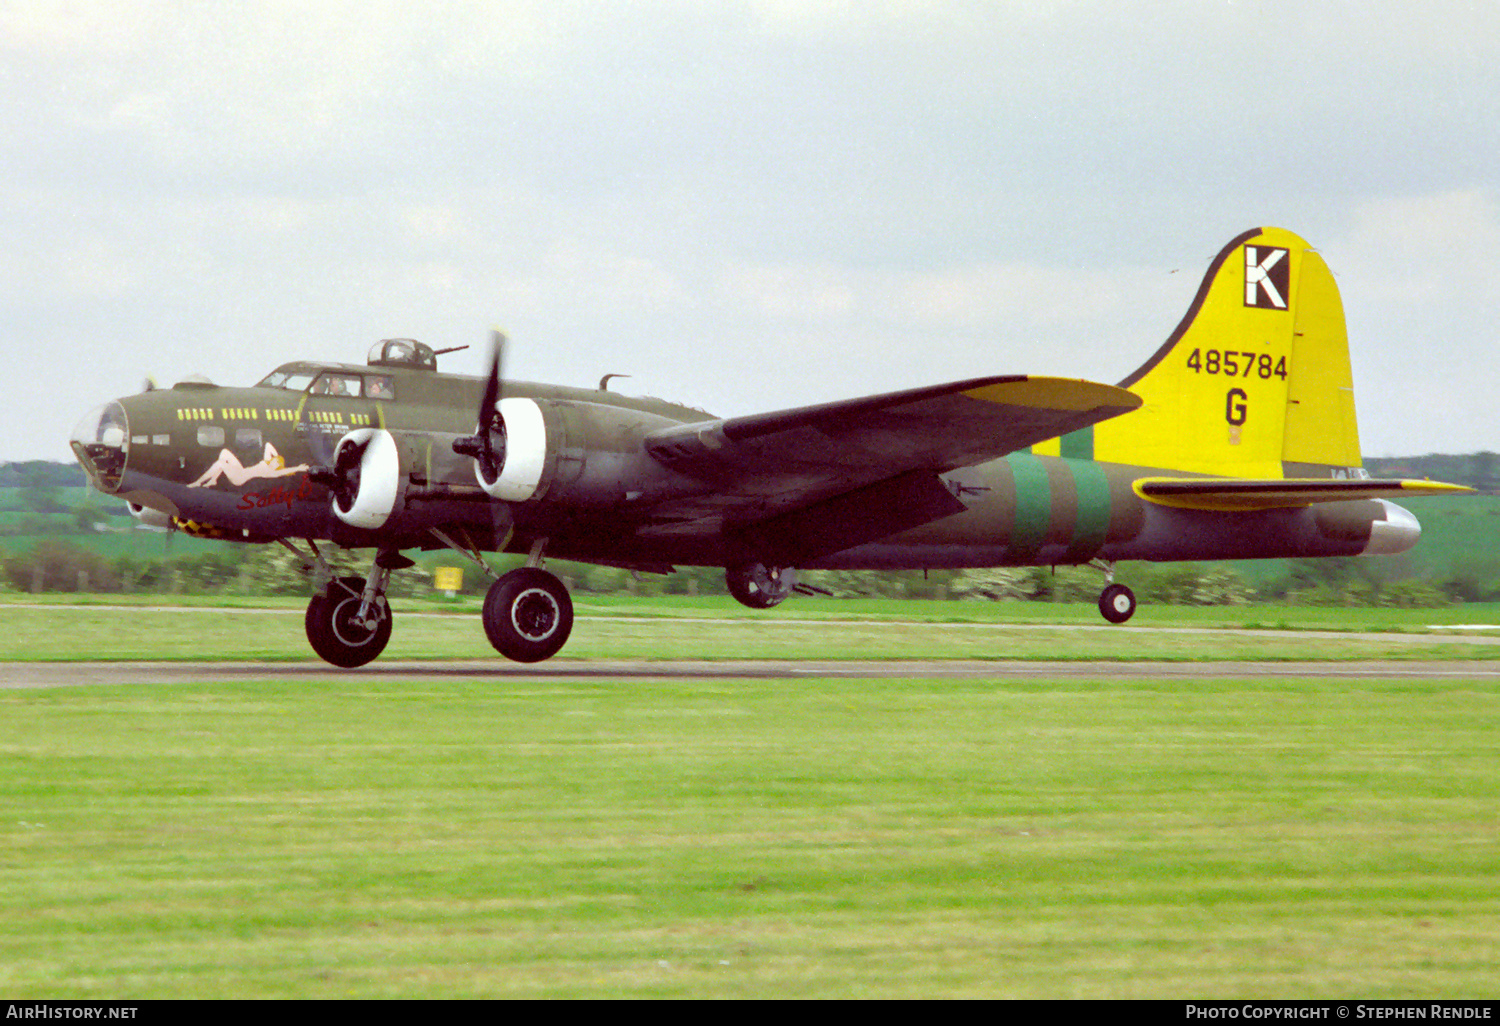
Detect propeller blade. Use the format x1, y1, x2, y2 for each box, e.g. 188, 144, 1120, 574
298, 398, 338, 492
454, 329, 508, 479
478, 330, 505, 435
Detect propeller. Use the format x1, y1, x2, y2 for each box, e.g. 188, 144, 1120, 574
449, 330, 517, 552
310, 432, 369, 514
452, 330, 507, 481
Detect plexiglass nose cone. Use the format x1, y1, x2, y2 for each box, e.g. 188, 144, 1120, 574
70, 401, 129, 492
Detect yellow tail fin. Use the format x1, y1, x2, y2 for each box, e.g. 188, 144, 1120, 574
1091, 227, 1362, 478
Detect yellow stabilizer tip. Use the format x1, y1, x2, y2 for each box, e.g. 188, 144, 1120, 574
1393, 480, 1475, 495
962, 377, 1143, 413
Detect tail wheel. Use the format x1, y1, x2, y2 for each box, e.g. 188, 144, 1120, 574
483, 567, 574, 663
1098, 583, 1137, 624
305, 575, 392, 667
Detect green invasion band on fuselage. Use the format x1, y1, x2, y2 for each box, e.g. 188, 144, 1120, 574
809, 450, 1388, 571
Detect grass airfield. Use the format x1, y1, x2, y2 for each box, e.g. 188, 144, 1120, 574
2, 598, 1500, 998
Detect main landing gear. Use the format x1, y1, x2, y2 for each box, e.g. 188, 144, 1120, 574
725, 561, 797, 609
305, 574, 392, 667
300, 546, 412, 668
481, 566, 574, 663
289, 535, 579, 668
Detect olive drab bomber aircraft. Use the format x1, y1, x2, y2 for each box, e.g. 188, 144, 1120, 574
71, 228, 1468, 667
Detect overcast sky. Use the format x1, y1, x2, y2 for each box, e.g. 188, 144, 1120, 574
8, 0, 1499, 463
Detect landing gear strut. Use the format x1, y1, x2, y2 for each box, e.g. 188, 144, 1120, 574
305, 574, 392, 667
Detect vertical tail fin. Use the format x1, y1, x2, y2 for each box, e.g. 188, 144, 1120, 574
1090, 228, 1362, 479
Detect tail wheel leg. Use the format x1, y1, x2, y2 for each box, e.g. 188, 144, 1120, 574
1098, 582, 1136, 624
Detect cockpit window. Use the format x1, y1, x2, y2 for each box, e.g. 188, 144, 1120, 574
312, 373, 362, 397
256, 368, 318, 392
366, 375, 394, 399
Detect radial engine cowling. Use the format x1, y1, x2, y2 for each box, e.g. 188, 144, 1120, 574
475, 397, 555, 503
331, 428, 405, 530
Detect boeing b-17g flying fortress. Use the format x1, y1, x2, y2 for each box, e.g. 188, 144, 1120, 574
70, 228, 1468, 667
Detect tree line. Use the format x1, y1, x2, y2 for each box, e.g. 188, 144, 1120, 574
4, 457, 1497, 606
0, 538, 1480, 608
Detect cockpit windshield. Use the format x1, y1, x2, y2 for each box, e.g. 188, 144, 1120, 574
255, 366, 319, 392
254, 364, 394, 401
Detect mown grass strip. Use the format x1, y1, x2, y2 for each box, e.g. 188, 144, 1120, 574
2, 673, 1499, 997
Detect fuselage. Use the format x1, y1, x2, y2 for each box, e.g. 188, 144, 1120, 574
71, 358, 1420, 571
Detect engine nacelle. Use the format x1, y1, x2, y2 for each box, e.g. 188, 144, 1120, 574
461, 396, 689, 508
331, 428, 404, 530
475, 397, 554, 502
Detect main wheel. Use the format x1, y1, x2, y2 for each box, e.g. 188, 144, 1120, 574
725, 562, 796, 609
305, 575, 392, 667
483, 568, 574, 663
1098, 582, 1137, 624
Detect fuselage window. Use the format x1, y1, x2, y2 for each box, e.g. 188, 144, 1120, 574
235, 428, 263, 451
197, 426, 225, 447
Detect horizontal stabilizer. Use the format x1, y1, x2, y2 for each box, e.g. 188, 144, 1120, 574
1134, 476, 1473, 512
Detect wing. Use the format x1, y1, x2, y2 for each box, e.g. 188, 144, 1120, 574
638, 375, 1141, 557
1134, 476, 1473, 511
647, 375, 1141, 476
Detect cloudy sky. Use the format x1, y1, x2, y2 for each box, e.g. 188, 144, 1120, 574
8, 0, 1499, 463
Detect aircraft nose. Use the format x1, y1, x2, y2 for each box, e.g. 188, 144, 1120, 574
1364, 499, 1421, 556
70, 401, 129, 493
